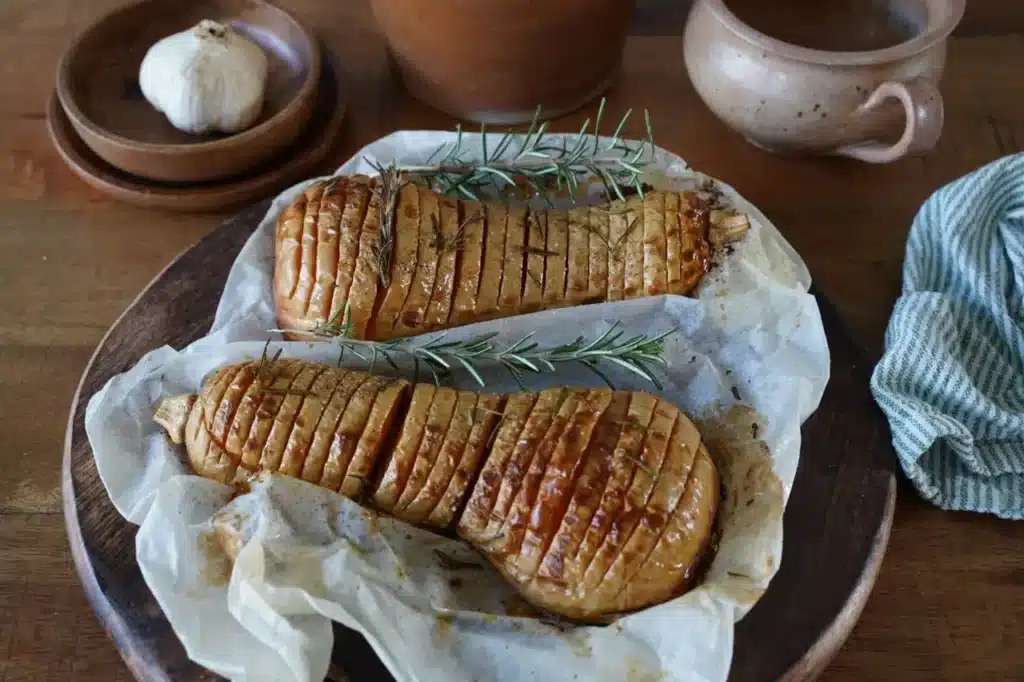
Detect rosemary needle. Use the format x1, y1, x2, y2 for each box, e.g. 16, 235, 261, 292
368, 160, 405, 288
271, 305, 675, 390
399, 97, 658, 204
253, 340, 311, 397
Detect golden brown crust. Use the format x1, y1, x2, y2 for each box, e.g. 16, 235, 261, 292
185, 395, 238, 484
348, 182, 383, 339
613, 444, 718, 611
395, 185, 441, 335
455, 392, 538, 542
205, 365, 250, 444
474, 389, 569, 554
566, 207, 590, 304
398, 390, 477, 523
570, 391, 657, 588
642, 192, 667, 297
535, 390, 631, 584
587, 206, 610, 302
199, 366, 236, 438
278, 368, 342, 478
622, 196, 645, 300
258, 364, 328, 473
520, 210, 546, 312
606, 200, 629, 302
293, 184, 325, 323
340, 377, 409, 498
240, 360, 304, 469
320, 374, 384, 492
373, 183, 421, 339
674, 194, 711, 296
498, 205, 527, 314
542, 209, 569, 308
475, 202, 506, 322
511, 389, 613, 581
578, 397, 674, 597
424, 196, 461, 330
224, 370, 264, 457
394, 387, 459, 511
451, 201, 485, 326
590, 403, 687, 605
274, 191, 307, 312
372, 383, 436, 511
306, 181, 345, 325
300, 371, 369, 484
664, 192, 683, 294
273, 180, 355, 336
427, 393, 504, 528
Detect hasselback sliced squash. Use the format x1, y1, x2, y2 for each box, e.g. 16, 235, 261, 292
154, 358, 719, 623
274, 178, 712, 341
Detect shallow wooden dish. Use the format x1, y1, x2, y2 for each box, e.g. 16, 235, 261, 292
62, 203, 897, 681
48, 56, 345, 213
55, 0, 321, 183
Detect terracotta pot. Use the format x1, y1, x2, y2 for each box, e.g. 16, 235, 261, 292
371, 0, 635, 124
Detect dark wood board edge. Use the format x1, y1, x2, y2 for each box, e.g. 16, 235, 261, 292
730, 288, 898, 681
63, 259, 180, 682
780, 481, 895, 681
63, 206, 267, 682
62, 203, 898, 682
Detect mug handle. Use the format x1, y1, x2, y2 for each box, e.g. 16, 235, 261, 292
835, 77, 944, 164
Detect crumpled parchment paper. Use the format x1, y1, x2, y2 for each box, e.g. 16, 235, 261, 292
85, 132, 830, 682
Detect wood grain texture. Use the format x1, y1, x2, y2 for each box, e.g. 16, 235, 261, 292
2, 0, 1023, 680
62, 196, 894, 682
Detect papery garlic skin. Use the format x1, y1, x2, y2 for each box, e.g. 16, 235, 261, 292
139, 20, 269, 135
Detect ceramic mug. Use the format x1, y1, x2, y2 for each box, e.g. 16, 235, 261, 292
683, 0, 965, 162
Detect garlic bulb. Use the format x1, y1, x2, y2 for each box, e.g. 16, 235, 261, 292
138, 20, 269, 135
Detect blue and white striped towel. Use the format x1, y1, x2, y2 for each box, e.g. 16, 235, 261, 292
871, 154, 1024, 520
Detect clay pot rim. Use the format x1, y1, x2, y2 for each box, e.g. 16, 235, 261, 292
55, 0, 322, 155
702, 0, 965, 66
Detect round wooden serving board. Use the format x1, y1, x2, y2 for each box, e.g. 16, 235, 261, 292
63, 203, 898, 682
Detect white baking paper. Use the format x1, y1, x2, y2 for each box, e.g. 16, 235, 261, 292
85, 131, 830, 682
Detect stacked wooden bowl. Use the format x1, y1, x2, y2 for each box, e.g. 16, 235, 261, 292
49, 0, 347, 212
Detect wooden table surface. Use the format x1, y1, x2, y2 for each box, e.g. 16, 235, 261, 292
2, 1, 1022, 680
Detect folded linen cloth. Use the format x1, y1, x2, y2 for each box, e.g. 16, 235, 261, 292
871, 154, 1024, 520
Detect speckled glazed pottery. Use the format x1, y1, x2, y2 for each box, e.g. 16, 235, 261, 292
683, 0, 965, 163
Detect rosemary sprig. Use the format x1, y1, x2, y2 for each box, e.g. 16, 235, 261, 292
253, 340, 312, 397
609, 216, 640, 254
368, 161, 406, 288
272, 306, 675, 390
428, 212, 481, 253
616, 450, 656, 477
402, 98, 657, 204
